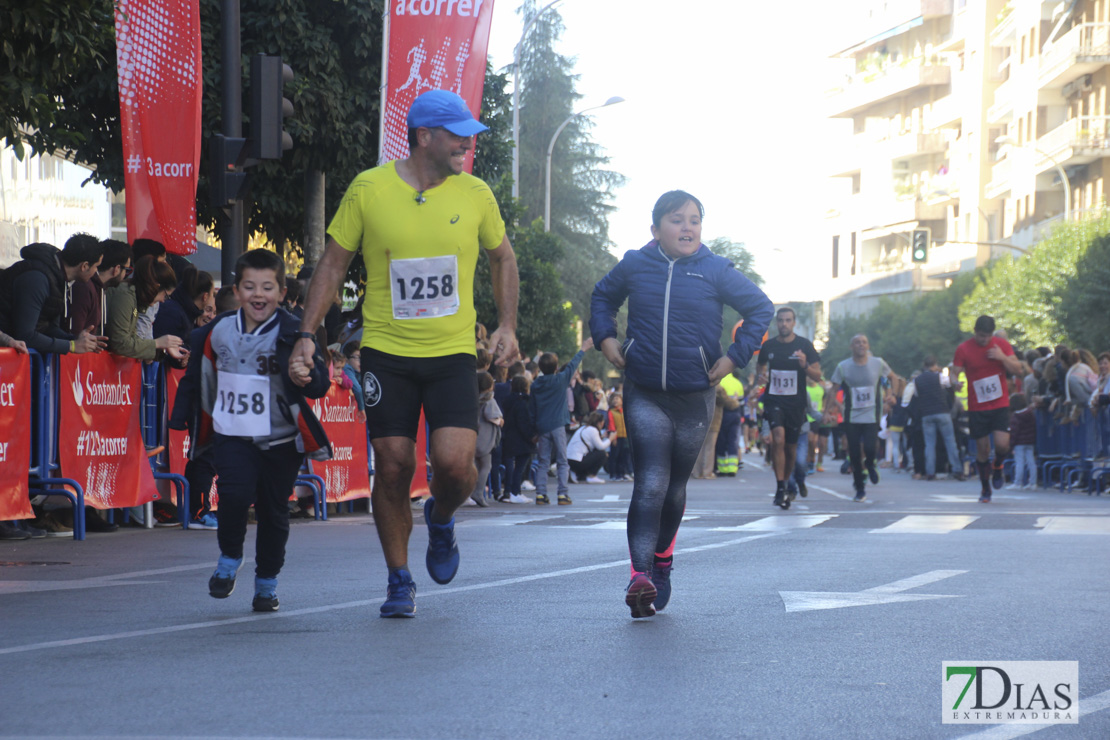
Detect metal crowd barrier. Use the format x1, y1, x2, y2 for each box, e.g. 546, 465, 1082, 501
1035, 405, 1109, 494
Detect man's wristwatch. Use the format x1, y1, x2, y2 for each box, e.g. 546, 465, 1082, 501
295, 331, 316, 342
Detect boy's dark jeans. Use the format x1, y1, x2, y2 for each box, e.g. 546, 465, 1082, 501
211, 437, 304, 579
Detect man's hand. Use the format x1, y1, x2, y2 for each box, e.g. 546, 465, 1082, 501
986, 346, 1005, 361
792, 349, 807, 367
289, 338, 315, 387
8, 340, 28, 354
74, 327, 107, 353
708, 356, 737, 386
580, 336, 594, 353
599, 337, 625, 369
155, 334, 183, 352
488, 325, 520, 367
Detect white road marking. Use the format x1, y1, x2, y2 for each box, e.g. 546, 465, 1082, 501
0, 560, 254, 596
806, 483, 853, 501
712, 514, 836, 532
1034, 516, 1110, 534
743, 458, 765, 470
462, 515, 565, 527
954, 687, 1110, 739
0, 533, 779, 656
564, 515, 699, 530
871, 515, 980, 534
586, 494, 621, 502
779, 569, 966, 613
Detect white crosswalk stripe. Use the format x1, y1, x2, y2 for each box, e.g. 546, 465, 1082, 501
1034, 516, 1110, 534
870, 515, 980, 534
712, 515, 837, 532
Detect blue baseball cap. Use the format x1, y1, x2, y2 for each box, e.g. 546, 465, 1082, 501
407, 90, 489, 136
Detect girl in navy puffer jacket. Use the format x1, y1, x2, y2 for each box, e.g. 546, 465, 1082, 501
590, 190, 773, 618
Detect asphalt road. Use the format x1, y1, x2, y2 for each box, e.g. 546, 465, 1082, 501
2, 456, 1108, 739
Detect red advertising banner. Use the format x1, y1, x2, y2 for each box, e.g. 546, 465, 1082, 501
310, 382, 371, 503
114, 0, 203, 255
0, 350, 33, 520
380, 0, 496, 168
58, 354, 158, 509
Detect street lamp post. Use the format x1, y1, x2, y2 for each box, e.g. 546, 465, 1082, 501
512, 0, 563, 201
996, 136, 1070, 221
544, 97, 624, 232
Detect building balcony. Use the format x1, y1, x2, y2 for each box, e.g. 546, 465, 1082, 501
1035, 115, 1110, 169
888, 130, 950, 160
1039, 23, 1110, 89
926, 93, 961, 129
989, 4, 1016, 47
827, 61, 952, 118
985, 157, 1012, 199
986, 78, 1014, 122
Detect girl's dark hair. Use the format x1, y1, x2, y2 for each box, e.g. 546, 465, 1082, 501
651, 190, 704, 228
131, 254, 178, 308
477, 371, 494, 393
511, 374, 531, 394
179, 264, 215, 301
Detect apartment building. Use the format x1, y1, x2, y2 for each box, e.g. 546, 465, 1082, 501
821, 0, 1110, 322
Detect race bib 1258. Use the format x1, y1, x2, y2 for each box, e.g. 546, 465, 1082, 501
389, 255, 460, 320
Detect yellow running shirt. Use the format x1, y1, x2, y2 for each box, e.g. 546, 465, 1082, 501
328, 161, 506, 358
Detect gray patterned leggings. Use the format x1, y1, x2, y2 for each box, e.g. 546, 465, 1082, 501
624, 382, 714, 574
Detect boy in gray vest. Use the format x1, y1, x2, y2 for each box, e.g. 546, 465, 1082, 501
171, 250, 332, 612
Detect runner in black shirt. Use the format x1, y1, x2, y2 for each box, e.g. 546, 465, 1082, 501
756, 307, 821, 509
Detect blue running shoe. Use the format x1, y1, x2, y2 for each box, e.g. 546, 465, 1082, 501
625, 573, 657, 619
380, 568, 416, 618
208, 555, 242, 599
252, 577, 279, 612
651, 559, 673, 611
424, 497, 460, 584
867, 462, 880, 485
191, 513, 218, 530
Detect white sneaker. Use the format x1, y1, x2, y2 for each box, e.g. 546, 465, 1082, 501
508, 493, 532, 504
521, 480, 536, 491
462, 497, 477, 506
585, 476, 606, 484
1004, 483, 1018, 490
1022, 483, 1036, 490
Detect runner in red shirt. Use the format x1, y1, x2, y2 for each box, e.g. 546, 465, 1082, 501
951, 315, 1024, 502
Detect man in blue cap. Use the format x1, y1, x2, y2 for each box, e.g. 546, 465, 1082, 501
291, 89, 519, 618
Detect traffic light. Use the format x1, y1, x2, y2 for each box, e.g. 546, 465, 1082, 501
209, 134, 248, 207
249, 54, 294, 160
911, 228, 930, 263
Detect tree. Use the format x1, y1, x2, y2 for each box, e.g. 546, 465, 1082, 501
706, 237, 764, 359
958, 211, 1110, 347
2, 0, 384, 256
515, 0, 625, 375
1057, 232, 1110, 351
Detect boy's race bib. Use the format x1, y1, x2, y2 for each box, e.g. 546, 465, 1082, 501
212, 372, 271, 437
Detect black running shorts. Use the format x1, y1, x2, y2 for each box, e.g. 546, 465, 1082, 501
968, 406, 1011, 440
360, 348, 478, 440
763, 402, 806, 445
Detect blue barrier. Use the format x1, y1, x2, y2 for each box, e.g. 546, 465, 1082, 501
1035, 404, 1108, 493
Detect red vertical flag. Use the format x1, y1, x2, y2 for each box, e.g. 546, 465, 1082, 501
115, 0, 203, 255
380, 0, 496, 169
310, 382, 372, 503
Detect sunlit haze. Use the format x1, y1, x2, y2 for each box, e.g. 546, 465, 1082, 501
486, 0, 854, 302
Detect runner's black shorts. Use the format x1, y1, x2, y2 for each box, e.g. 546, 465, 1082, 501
968, 406, 1011, 440
360, 348, 478, 440
763, 402, 807, 445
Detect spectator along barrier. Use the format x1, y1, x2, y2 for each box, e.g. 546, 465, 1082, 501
0, 349, 375, 541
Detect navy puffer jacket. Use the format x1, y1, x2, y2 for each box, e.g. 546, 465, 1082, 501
590, 241, 773, 393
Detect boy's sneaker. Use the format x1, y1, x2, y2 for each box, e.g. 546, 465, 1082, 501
423, 498, 459, 585
190, 513, 218, 530
557, 495, 573, 506
507, 493, 532, 504
380, 568, 416, 618
625, 573, 657, 619
521, 480, 536, 491
866, 462, 880, 485
252, 577, 279, 612
535, 494, 550, 505
208, 555, 243, 599
651, 559, 673, 611
991, 464, 1004, 490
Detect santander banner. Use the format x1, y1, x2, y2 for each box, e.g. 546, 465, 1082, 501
58, 354, 158, 509
114, 0, 202, 255
0, 350, 33, 520
311, 382, 371, 503
379, 0, 495, 168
